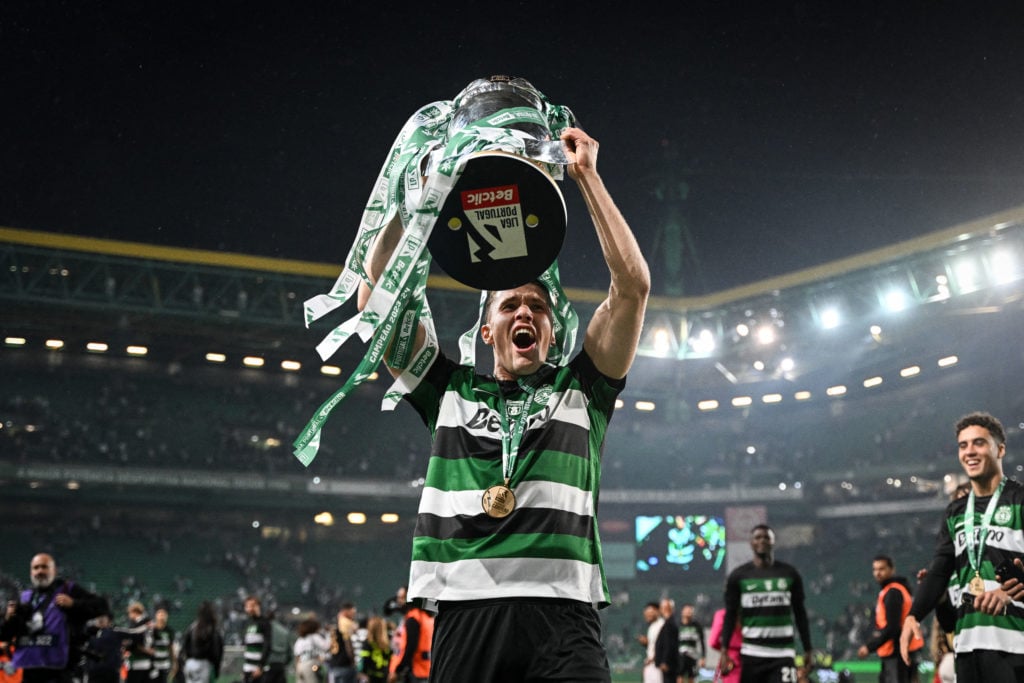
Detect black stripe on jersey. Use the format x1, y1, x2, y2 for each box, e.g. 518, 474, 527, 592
749, 606, 794, 617
756, 635, 796, 648
414, 507, 595, 541
433, 424, 502, 461
522, 420, 591, 462
432, 420, 592, 462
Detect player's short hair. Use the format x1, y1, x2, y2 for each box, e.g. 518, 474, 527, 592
873, 554, 894, 568
484, 281, 553, 322
956, 412, 1006, 445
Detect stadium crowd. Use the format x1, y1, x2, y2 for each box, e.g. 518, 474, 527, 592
0, 498, 954, 683
6, 352, 1019, 499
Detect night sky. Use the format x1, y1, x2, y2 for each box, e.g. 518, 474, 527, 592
3, 2, 1023, 296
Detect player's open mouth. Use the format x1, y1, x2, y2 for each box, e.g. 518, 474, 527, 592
513, 328, 536, 350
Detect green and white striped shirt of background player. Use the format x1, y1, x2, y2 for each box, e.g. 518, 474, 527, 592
728, 561, 807, 660
151, 627, 174, 673
243, 621, 268, 673
404, 350, 621, 606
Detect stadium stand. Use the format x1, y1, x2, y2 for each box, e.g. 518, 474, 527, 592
2, 209, 1024, 681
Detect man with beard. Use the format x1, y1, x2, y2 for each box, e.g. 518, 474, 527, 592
857, 555, 923, 683
1, 554, 107, 683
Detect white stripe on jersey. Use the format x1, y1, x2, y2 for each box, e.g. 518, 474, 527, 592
409, 556, 604, 604
740, 591, 792, 609
742, 625, 795, 639
740, 643, 796, 658
952, 524, 1024, 556
418, 480, 594, 517
955, 624, 1024, 655
436, 386, 592, 437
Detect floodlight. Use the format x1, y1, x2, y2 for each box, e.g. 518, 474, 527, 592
883, 289, 907, 313
690, 329, 716, 354
990, 248, 1018, 285
755, 325, 775, 345
820, 307, 841, 330
953, 259, 979, 293
649, 330, 669, 355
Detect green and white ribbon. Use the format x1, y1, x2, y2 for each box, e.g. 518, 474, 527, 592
965, 478, 1006, 579
293, 91, 579, 466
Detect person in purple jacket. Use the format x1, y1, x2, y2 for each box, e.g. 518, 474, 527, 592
1, 553, 107, 683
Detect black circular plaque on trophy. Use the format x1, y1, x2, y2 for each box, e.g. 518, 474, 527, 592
429, 151, 566, 291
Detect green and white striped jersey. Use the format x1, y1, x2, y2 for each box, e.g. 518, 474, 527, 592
404, 351, 621, 606
724, 560, 810, 660
936, 478, 1024, 655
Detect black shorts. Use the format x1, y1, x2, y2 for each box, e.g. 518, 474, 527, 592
954, 649, 1024, 683
739, 655, 797, 683
428, 597, 610, 683
679, 654, 699, 678
879, 653, 915, 683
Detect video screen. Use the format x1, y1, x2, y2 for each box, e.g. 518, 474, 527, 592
635, 514, 727, 580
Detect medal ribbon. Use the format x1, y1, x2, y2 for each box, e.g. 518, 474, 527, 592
965, 478, 1005, 579
495, 379, 542, 486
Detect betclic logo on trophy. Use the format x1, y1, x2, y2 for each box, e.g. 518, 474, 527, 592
428, 75, 572, 291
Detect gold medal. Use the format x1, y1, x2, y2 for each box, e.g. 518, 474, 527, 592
482, 484, 516, 518
969, 573, 986, 596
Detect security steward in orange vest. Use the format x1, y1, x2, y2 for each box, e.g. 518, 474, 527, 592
0, 641, 24, 683
387, 605, 433, 683
858, 555, 924, 683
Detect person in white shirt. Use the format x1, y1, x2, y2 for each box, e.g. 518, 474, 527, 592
637, 602, 665, 683
293, 618, 329, 683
